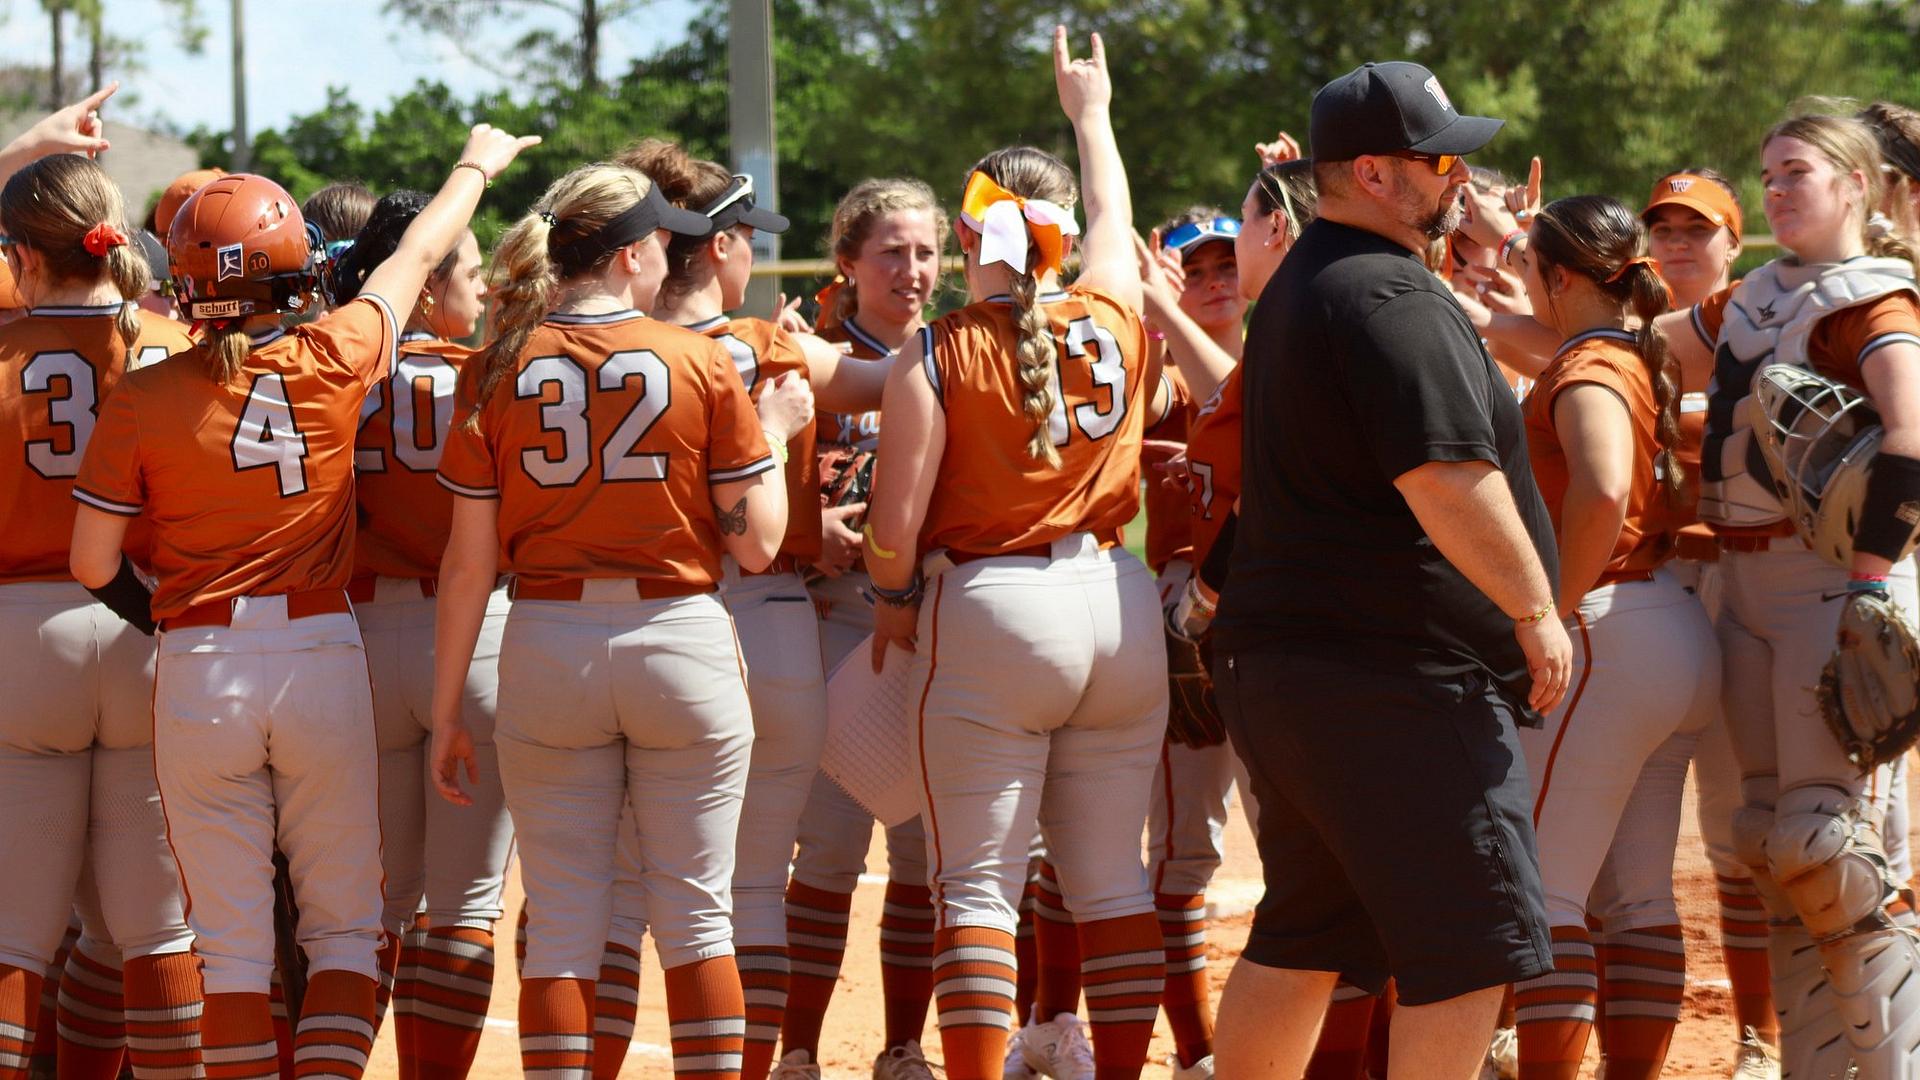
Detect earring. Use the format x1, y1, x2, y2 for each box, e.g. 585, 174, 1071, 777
418, 292, 437, 319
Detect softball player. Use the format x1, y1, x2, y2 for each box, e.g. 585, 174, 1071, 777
1652, 113, 1920, 1080
623, 139, 889, 1080
427, 160, 808, 1080
67, 126, 536, 1080
864, 30, 1168, 1080
0, 114, 203, 1080
1611, 167, 1783, 1076
1498, 195, 1717, 1080
328, 191, 518, 1078
782, 177, 946, 1080
1126, 207, 1246, 1080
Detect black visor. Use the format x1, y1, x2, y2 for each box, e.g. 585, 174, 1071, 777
702, 173, 790, 234
550, 185, 712, 275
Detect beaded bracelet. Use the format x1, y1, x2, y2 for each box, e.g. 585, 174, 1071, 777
453, 161, 491, 188
868, 572, 925, 608
1516, 600, 1555, 624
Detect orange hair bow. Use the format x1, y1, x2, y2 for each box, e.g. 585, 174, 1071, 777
960, 170, 1079, 278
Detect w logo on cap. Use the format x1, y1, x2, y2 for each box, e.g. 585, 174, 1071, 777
1423, 75, 1454, 112
1670, 178, 1694, 193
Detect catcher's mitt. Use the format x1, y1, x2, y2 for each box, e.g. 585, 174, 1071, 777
818, 445, 875, 514
1165, 606, 1225, 748
1817, 589, 1920, 771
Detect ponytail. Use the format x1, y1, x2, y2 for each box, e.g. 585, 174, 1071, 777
1625, 262, 1683, 505
466, 209, 556, 432
204, 326, 252, 386
1009, 269, 1060, 467
103, 240, 149, 368
1867, 228, 1920, 287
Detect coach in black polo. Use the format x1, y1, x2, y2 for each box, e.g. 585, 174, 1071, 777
1208, 62, 1572, 1075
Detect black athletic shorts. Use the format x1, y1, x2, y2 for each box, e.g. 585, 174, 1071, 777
1212, 647, 1552, 1005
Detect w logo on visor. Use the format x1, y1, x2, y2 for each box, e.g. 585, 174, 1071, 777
1670, 178, 1694, 193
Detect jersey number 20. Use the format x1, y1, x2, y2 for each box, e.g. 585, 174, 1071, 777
517, 351, 672, 487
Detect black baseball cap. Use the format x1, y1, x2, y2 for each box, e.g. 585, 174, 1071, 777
1309, 61, 1503, 162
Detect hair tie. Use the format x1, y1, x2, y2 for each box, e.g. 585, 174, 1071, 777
1603, 255, 1658, 284
1868, 211, 1895, 241
539, 210, 558, 227
815, 274, 846, 310
959, 170, 1080, 277
82, 222, 127, 257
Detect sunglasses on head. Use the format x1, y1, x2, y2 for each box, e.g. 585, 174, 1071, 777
1163, 216, 1241, 254
702, 173, 757, 220
1384, 150, 1460, 176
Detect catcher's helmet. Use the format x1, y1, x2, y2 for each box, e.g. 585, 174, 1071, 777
166, 174, 325, 322
1750, 363, 1920, 567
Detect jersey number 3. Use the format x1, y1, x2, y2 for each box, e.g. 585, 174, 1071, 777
231, 373, 310, 497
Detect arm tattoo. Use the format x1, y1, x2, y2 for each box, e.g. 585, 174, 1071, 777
715, 496, 748, 536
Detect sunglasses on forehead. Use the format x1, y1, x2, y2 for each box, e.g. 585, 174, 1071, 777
1383, 149, 1461, 176
1163, 216, 1241, 254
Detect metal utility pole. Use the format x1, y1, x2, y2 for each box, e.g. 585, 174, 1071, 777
728, 0, 778, 315
230, 0, 250, 171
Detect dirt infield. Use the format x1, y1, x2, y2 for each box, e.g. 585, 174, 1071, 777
361, 771, 1920, 1079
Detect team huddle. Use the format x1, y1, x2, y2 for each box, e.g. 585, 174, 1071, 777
2, 22, 1920, 1080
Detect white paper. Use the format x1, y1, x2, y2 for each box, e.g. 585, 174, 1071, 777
820, 635, 919, 827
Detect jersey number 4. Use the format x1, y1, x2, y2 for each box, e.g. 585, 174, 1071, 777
231, 373, 310, 497
517, 351, 672, 487
1046, 317, 1128, 447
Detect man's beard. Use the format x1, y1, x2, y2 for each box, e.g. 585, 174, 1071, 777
1391, 168, 1463, 240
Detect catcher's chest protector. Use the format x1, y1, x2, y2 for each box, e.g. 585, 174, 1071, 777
1699, 258, 1915, 529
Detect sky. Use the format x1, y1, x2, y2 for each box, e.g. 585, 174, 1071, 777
0, 0, 700, 136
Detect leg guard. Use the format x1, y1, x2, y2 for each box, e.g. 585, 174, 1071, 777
1767, 787, 1919, 1079
1737, 804, 1851, 1080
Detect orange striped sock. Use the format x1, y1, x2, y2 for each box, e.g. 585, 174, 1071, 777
200, 992, 278, 1080
663, 956, 746, 1079
878, 882, 935, 1047
931, 926, 1017, 1080
736, 945, 788, 1079
1305, 982, 1376, 1080
781, 881, 852, 1057
29, 924, 78, 1073
55, 940, 126, 1080
268, 968, 296, 1079
1595, 925, 1683, 1080
591, 941, 641, 1080
123, 953, 203, 1080
1514, 925, 1597, 1080
520, 977, 594, 1078
1032, 863, 1080, 1020
1013, 881, 1038, 1027
0, 963, 44, 1080
1716, 875, 1775, 1042
293, 970, 377, 1079
391, 920, 426, 1080
1154, 893, 1212, 1068
370, 932, 402, 1035
399, 927, 495, 1080
1077, 913, 1164, 1080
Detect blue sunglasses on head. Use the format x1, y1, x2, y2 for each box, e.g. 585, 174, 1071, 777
1163, 216, 1240, 254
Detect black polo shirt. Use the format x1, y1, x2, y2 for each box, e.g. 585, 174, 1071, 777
1212, 218, 1556, 708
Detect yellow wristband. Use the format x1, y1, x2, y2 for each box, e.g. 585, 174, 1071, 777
863, 524, 898, 560
1517, 601, 1555, 624
762, 430, 789, 466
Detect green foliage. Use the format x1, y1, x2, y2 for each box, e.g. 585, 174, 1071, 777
187, 0, 1920, 282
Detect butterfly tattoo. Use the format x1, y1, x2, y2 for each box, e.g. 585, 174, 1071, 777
715, 496, 748, 536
